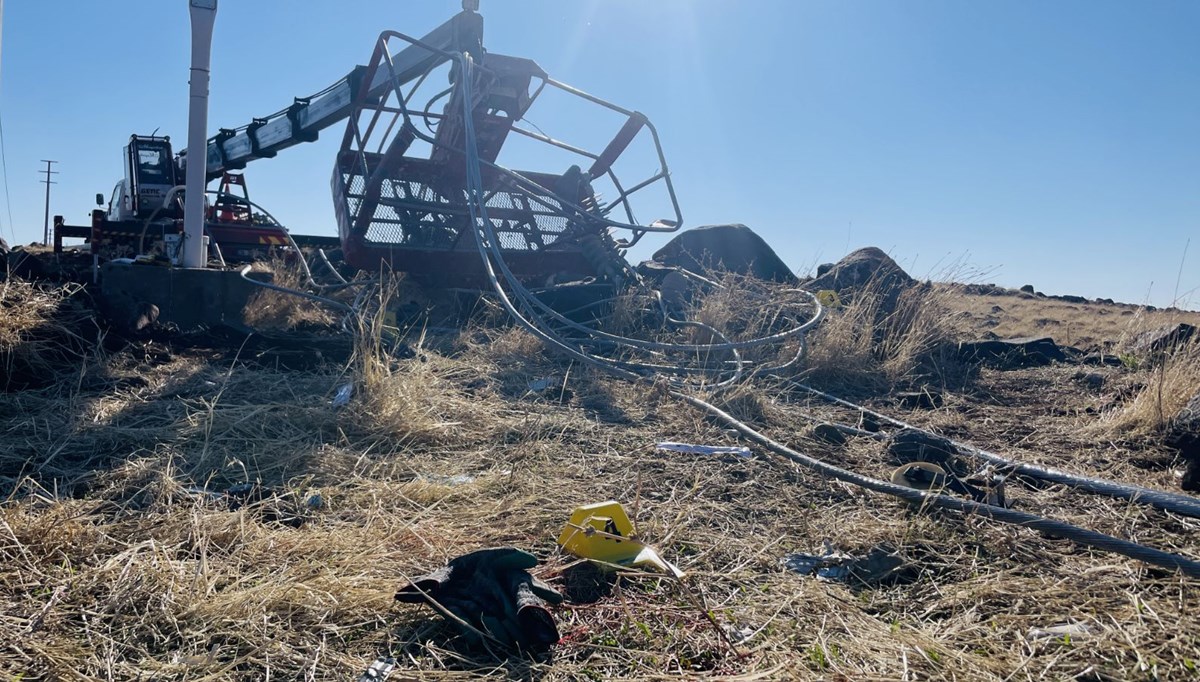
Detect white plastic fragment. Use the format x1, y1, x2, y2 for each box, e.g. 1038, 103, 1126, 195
1027, 622, 1094, 640
331, 383, 354, 409
656, 442, 752, 458
527, 377, 556, 392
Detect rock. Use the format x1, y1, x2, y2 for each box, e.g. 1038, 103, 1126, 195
807, 247, 914, 294
1057, 294, 1088, 304
1130, 323, 1196, 357
858, 413, 881, 433
1097, 298, 1115, 305
1165, 391, 1200, 492
961, 283, 1009, 296
1020, 284, 1035, 294
816, 262, 835, 278
990, 305, 1004, 313
804, 247, 915, 315
957, 336, 1067, 369
887, 429, 958, 467
1072, 371, 1105, 391
811, 423, 848, 445
894, 390, 943, 410
1081, 353, 1123, 367
651, 223, 797, 283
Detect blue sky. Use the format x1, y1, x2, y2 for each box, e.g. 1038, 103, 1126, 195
1, 1, 1196, 307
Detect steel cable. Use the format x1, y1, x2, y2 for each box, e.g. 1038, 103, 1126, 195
674, 391, 1200, 579
787, 381, 1200, 518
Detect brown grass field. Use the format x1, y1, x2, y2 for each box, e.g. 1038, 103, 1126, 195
1, 272, 1199, 680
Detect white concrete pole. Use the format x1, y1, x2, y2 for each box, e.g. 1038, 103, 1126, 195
181, 0, 217, 268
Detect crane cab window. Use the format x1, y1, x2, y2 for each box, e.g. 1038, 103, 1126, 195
136, 145, 173, 185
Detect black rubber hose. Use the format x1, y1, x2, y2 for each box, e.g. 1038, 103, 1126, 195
674, 391, 1200, 579
787, 382, 1200, 519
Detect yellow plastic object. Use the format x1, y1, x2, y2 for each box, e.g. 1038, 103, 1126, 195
816, 289, 842, 309
557, 501, 684, 578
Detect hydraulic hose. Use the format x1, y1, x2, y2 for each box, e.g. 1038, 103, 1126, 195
238, 265, 353, 314
675, 391, 1200, 579
453, 53, 825, 389
363, 45, 1200, 578
788, 382, 1200, 519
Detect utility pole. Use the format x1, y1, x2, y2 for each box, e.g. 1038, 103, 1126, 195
39, 159, 58, 246
182, 0, 217, 268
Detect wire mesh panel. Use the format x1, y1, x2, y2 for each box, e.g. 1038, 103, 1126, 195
331, 28, 682, 286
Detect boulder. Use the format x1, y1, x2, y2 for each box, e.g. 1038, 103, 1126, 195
807, 247, 914, 296
1131, 323, 1196, 357
894, 390, 943, 410
957, 336, 1067, 369
1165, 392, 1200, 492
651, 223, 797, 283
1020, 284, 1035, 294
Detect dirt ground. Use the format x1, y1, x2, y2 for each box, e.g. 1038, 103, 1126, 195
1, 279, 1198, 680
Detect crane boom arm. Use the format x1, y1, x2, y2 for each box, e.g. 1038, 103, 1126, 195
182, 9, 483, 181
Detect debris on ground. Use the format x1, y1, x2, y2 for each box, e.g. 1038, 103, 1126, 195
558, 501, 684, 577
1027, 622, 1095, 641
357, 656, 396, 681
783, 543, 908, 586
655, 441, 752, 458
331, 383, 354, 409
394, 547, 563, 653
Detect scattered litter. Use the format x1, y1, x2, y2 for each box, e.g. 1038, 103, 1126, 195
395, 548, 562, 652
527, 377, 557, 393
558, 501, 684, 577
784, 543, 906, 586
417, 473, 476, 486
357, 656, 396, 681
656, 442, 751, 458
1027, 622, 1094, 641
184, 486, 224, 502
723, 623, 756, 644
331, 383, 354, 409
182, 483, 319, 528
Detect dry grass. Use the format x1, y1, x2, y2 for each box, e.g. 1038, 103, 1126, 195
1096, 339, 1200, 438
0, 277, 97, 390
242, 257, 338, 331
343, 284, 502, 450
802, 281, 964, 394
944, 286, 1200, 348
1, 279, 1199, 680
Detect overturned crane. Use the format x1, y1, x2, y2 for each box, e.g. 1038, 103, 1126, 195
42, 0, 681, 330
183, 0, 682, 287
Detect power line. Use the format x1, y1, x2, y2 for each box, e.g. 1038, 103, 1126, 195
0, 0, 14, 243
39, 159, 57, 246
0, 113, 13, 243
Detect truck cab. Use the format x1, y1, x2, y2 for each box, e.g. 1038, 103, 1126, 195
107, 135, 179, 221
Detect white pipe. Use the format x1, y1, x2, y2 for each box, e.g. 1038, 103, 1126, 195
181, 0, 217, 268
